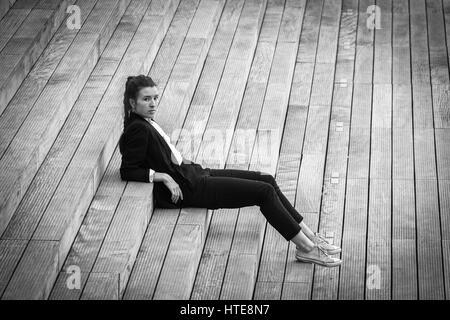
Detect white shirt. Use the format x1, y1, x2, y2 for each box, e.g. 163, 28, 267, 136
148, 119, 183, 176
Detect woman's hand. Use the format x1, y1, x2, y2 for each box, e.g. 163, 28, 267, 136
163, 174, 184, 203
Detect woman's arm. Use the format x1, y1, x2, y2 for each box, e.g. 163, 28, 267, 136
120, 124, 155, 182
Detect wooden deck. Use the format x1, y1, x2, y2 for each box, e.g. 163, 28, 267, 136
0, 0, 449, 300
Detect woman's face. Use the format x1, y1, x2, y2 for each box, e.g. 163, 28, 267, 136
130, 86, 159, 120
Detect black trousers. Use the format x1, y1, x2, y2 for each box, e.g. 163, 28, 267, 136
187, 169, 303, 241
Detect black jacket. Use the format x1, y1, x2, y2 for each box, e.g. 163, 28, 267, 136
119, 112, 210, 208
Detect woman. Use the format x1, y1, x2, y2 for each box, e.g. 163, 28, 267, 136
119, 75, 342, 267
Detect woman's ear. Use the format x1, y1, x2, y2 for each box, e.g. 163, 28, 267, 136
129, 97, 136, 110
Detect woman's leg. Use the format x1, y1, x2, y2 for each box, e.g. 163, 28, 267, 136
195, 175, 302, 242
193, 175, 341, 266
206, 169, 341, 255
209, 169, 303, 224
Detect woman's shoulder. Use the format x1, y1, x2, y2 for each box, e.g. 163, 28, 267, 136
124, 118, 152, 135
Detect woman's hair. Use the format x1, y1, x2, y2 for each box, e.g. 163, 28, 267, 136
123, 75, 157, 129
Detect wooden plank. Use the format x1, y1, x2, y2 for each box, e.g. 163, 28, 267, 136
354, 45, 373, 84
432, 84, 450, 128
392, 239, 417, 299
0, 0, 12, 20
302, 105, 330, 154
297, 0, 323, 63
393, 83, 412, 129
81, 273, 119, 300
190, 0, 275, 298
122, 210, 179, 300
370, 127, 391, 179
82, 183, 154, 299
412, 83, 434, 129
372, 83, 391, 128
195, 0, 266, 166
435, 129, 450, 179
427, 0, 449, 85
48, 150, 124, 299
347, 127, 370, 179
0, 1, 68, 114
366, 179, 391, 300
190, 209, 239, 300
289, 62, 314, 106
393, 0, 410, 47
416, 179, 445, 299
334, 61, 354, 108
393, 128, 414, 180
254, 105, 306, 300
312, 107, 350, 300
336, 0, 357, 62
357, 0, 374, 46
315, 0, 341, 63
392, 179, 417, 299
414, 129, 437, 179
0, 0, 128, 237
310, 63, 335, 106
295, 154, 325, 214
0, 240, 27, 296
153, 209, 212, 300
156, 0, 225, 138
278, 0, 304, 43
351, 84, 372, 128
373, 0, 391, 84
2, 0, 177, 300
2, 240, 59, 299
0, 9, 32, 51
338, 178, 368, 300
0, 0, 99, 159
12, 0, 40, 9
393, 46, 411, 85
283, 211, 318, 299
2, 77, 109, 241
438, 179, 450, 298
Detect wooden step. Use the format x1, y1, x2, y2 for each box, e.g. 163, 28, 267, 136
0, 0, 69, 115
0, 0, 100, 164
44, 0, 163, 299
50, 0, 223, 299
1, 0, 179, 300
1, 0, 153, 298
0, 0, 138, 300
0, 0, 129, 239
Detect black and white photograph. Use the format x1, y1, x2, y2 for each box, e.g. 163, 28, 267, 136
0, 0, 449, 311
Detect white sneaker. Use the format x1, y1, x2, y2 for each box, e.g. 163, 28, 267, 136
295, 244, 342, 267
312, 232, 341, 255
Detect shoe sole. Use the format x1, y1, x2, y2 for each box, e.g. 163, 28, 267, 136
295, 255, 342, 267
